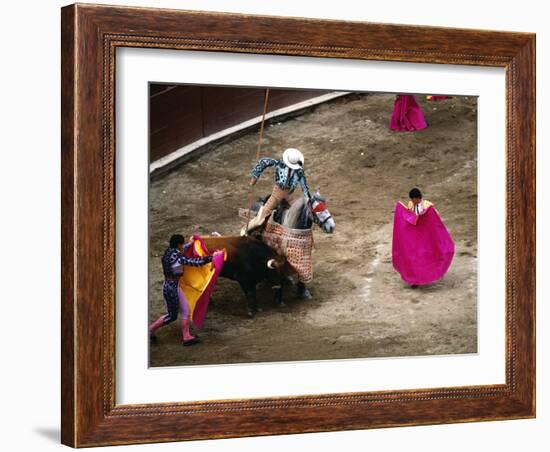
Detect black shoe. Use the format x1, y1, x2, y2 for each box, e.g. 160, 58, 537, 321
183, 337, 201, 346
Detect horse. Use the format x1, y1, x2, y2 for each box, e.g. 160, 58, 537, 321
250, 188, 335, 302
275, 189, 335, 234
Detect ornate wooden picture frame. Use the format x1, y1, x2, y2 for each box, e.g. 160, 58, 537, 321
61, 3, 535, 447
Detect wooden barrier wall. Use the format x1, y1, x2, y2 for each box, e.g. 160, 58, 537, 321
149, 85, 329, 162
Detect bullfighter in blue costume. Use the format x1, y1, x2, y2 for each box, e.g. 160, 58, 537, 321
149, 234, 215, 346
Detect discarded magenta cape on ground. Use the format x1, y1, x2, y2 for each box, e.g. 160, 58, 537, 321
392, 202, 454, 285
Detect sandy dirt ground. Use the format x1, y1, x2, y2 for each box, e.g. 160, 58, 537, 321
149, 93, 478, 367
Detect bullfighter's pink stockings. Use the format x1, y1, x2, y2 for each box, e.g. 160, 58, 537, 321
149, 315, 167, 337
180, 319, 195, 341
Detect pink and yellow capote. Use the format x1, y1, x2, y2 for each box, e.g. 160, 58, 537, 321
179, 235, 226, 330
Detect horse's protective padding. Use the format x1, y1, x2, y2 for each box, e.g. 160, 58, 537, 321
263, 218, 314, 283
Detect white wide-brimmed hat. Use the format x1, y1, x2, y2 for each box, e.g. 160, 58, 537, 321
282, 148, 304, 170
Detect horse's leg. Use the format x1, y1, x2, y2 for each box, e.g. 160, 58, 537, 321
297, 282, 312, 300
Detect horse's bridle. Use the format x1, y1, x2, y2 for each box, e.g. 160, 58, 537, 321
310, 200, 332, 227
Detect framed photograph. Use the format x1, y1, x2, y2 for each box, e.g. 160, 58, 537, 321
61, 3, 535, 447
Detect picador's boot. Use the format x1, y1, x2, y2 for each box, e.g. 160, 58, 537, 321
241, 206, 266, 235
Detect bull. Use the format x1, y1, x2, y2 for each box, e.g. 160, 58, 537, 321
202, 235, 288, 318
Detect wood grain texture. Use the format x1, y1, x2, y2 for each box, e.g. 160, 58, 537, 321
60, 5, 76, 447
60, 3, 536, 447
149, 86, 329, 161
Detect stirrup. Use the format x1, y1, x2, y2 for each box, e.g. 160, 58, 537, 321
241, 222, 262, 236
242, 207, 265, 235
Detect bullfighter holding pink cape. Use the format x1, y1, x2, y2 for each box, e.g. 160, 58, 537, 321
392, 188, 455, 286
389, 95, 427, 132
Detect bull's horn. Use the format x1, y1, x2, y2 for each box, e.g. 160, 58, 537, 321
267, 259, 276, 269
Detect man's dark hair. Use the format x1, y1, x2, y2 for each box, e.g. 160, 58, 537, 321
169, 234, 186, 248
409, 188, 422, 199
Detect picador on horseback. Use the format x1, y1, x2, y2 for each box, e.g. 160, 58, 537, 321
242, 148, 311, 234
241, 147, 335, 302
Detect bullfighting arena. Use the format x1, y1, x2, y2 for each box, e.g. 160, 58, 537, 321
149, 93, 478, 367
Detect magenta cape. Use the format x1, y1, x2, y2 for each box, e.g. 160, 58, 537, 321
182, 235, 225, 330
389, 95, 427, 132
392, 203, 454, 285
